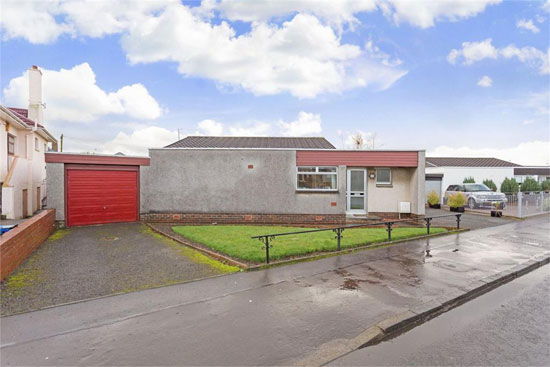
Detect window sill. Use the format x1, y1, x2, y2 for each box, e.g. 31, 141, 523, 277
296, 190, 339, 194
376, 184, 393, 188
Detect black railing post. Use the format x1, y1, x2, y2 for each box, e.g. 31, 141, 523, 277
386, 222, 393, 241
455, 214, 461, 230
424, 217, 432, 234
258, 236, 273, 264
333, 228, 344, 251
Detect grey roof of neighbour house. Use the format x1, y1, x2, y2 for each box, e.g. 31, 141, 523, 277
514, 167, 550, 175
165, 136, 336, 149
426, 157, 521, 168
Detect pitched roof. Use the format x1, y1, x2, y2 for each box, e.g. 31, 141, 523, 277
165, 136, 336, 149
426, 157, 521, 168
7, 107, 44, 128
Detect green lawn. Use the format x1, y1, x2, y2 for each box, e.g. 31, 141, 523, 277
172, 225, 446, 263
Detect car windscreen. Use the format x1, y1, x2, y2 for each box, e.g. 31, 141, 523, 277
465, 184, 491, 192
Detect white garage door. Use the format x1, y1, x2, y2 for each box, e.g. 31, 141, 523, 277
425, 177, 442, 202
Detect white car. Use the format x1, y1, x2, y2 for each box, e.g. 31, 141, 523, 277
444, 184, 507, 209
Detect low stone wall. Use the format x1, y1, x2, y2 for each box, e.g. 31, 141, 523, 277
0, 209, 55, 281
141, 212, 347, 225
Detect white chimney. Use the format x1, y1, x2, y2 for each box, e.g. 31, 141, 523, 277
28, 65, 43, 129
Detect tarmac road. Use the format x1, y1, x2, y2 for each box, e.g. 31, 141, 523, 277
330, 263, 550, 366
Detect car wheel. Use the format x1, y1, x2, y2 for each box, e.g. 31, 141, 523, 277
468, 198, 476, 209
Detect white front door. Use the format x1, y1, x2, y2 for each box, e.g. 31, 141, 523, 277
347, 169, 367, 214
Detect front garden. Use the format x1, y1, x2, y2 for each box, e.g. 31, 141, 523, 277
172, 225, 447, 263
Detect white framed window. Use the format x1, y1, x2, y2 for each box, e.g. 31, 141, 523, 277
376, 168, 391, 185
297, 166, 338, 191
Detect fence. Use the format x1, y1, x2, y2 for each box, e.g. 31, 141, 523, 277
251, 214, 462, 264
501, 192, 550, 218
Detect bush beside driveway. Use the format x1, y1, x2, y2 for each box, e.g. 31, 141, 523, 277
0, 223, 238, 316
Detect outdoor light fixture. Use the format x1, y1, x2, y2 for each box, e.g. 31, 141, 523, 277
369, 172, 375, 179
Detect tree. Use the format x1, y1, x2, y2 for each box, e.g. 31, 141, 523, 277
463, 176, 475, 183
483, 179, 497, 191
520, 177, 541, 192
541, 180, 550, 192
500, 177, 519, 193
351, 133, 365, 149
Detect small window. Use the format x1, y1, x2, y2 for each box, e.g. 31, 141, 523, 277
297, 166, 338, 191
376, 168, 391, 185
44, 143, 47, 152
8, 134, 15, 155
35, 137, 39, 151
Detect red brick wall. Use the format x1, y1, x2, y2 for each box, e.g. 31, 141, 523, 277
1, 209, 55, 281
141, 213, 347, 225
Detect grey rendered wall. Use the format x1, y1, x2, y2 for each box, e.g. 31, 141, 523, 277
141, 149, 346, 215
46, 162, 64, 220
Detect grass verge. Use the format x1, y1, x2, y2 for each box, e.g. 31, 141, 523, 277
172, 225, 446, 263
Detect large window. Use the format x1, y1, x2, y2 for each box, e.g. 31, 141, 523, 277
297, 166, 338, 191
376, 168, 391, 185
7, 134, 15, 155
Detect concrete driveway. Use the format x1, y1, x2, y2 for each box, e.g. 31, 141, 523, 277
0, 223, 238, 316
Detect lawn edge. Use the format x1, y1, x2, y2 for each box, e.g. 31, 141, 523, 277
149, 223, 468, 270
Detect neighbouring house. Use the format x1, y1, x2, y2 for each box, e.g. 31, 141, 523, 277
513, 167, 550, 185
425, 157, 523, 201
45, 136, 425, 226
1, 66, 57, 219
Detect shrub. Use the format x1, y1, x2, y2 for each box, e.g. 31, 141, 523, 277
520, 177, 541, 192
448, 192, 466, 208
483, 179, 497, 191
463, 176, 475, 183
427, 190, 440, 205
541, 180, 550, 193
500, 177, 519, 193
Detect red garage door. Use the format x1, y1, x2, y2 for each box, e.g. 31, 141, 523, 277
66, 166, 139, 226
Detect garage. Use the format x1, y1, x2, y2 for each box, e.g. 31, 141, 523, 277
66, 166, 139, 226
425, 173, 443, 202
45, 153, 150, 227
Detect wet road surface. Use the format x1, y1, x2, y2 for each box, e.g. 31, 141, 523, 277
1, 216, 549, 366
330, 264, 550, 366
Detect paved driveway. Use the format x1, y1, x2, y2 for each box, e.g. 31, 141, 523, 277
426, 207, 515, 230
0, 223, 237, 316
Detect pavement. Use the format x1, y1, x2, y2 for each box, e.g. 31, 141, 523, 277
425, 207, 515, 229
0, 222, 237, 316
1, 215, 549, 366
330, 263, 550, 366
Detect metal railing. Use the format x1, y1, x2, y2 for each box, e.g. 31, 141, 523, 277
251, 214, 462, 263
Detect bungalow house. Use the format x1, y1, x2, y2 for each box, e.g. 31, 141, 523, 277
1, 66, 57, 219
45, 136, 425, 226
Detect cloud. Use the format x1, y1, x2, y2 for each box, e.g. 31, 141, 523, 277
101, 126, 178, 155
428, 141, 550, 166
121, 8, 406, 98
516, 19, 540, 33
198, 0, 377, 30
203, 0, 500, 30
448, 38, 549, 74
477, 75, 492, 87
196, 119, 224, 135
279, 112, 322, 136
447, 38, 498, 65
382, 0, 502, 29
2, 63, 163, 123
227, 122, 271, 136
